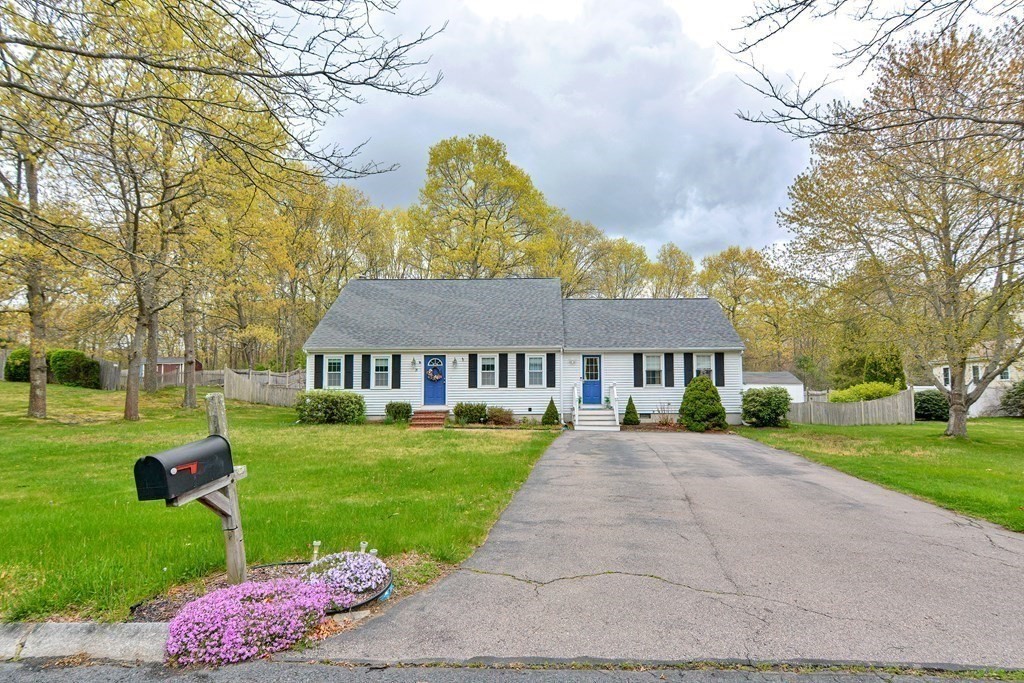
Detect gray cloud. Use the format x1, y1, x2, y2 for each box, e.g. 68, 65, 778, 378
327, 0, 809, 258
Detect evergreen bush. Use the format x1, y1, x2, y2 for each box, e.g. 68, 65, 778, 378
541, 398, 560, 426
622, 396, 640, 425
3, 347, 30, 382
453, 402, 488, 424
914, 390, 950, 421
47, 349, 101, 388
1000, 380, 1024, 417
741, 386, 791, 427
295, 390, 366, 424
829, 381, 900, 403
678, 375, 727, 432
385, 401, 412, 422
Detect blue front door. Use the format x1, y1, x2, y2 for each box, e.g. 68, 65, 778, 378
423, 355, 446, 405
582, 355, 601, 405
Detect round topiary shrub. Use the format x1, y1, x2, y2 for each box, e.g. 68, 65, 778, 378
165, 578, 354, 667
295, 390, 366, 424
622, 396, 640, 425
741, 386, 791, 427
678, 375, 728, 432
829, 381, 900, 403
3, 347, 30, 382
301, 551, 390, 596
541, 398, 560, 426
385, 401, 412, 422
47, 349, 101, 388
999, 379, 1024, 417
914, 390, 950, 421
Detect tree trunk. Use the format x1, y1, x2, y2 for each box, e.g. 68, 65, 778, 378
182, 284, 197, 409
26, 270, 47, 419
945, 363, 968, 438
144, 308, 160, 392
124, 315, 146, 421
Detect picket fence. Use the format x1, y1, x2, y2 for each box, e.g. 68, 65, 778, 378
787, 389, 915, 426
223, 369, 302, 407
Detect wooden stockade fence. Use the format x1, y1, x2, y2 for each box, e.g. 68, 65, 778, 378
224, 369, 302, 408
118, 368, 226, 390
787, 389, 915, 426
0, 349, 7, 379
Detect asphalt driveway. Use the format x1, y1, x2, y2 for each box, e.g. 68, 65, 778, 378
293, 432, 1024, 668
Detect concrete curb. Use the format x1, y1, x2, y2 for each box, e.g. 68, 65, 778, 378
1, 623, 168, 663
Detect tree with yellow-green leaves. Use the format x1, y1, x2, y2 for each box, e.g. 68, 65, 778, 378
780, 28, 1024, 437
649, 243, 695, 298
592, 237, 651, 299
526, 210, 607, 297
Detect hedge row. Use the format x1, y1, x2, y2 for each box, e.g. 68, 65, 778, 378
3, 348, 101, 388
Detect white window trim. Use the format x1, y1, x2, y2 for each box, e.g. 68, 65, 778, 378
325, 356, 343, 389
694, 353, 715, 384
1000, 368, 1011, 381
372, 355, 390, 389
527, 354, 545, 388
644, 353, 663, 387
479, 355, 497, 388
942, 367, 950, 386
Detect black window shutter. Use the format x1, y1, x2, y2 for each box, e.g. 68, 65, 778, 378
468, 353, 478, 388
515, 353, 526, 388
313, 354, 324, 389
715, 352, 726, 387
546, 352, 556, 388
498, 353, 508, 388
361, 354, 371, 389
344, 354, 354, 389
392, 354, 401, 389
665, 353, 675, 387
683, 353, 694, 386
633, 353, 643, 388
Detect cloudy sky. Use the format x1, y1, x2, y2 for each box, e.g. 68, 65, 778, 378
328, 0, 868, 257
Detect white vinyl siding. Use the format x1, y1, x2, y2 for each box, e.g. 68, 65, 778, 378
644, 354, 662, 386
527, 355, 544, 387
373, 356, 390, 388
480, 355, 497, 387
326, 357, 342, 388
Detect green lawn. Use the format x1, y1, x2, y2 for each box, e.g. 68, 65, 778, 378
0, 382, 557, 621
737, 419, 1024, 532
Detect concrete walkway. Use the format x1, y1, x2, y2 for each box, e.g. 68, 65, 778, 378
293, 431, 1024, 668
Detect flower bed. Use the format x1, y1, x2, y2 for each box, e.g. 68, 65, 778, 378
302, 552, 390, 595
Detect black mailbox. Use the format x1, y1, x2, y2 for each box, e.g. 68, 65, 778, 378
134, 435, 233, 501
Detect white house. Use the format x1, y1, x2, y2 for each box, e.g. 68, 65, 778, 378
302, 278, 746, 429
932, 357, 1021, 417
742, 371, 805, 403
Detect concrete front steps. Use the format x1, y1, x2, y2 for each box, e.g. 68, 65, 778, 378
409, 409, 448, 430
574, 407, 620, 432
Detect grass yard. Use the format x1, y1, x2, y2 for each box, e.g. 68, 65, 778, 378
737, 419, 1024, 532
0, 382, 557, 621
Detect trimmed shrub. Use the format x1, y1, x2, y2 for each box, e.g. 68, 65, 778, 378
453, 402, 487, 424
678, 375, 727, 432
486, 406, 516, 426
47, 349, 101, 388
3, 347, 30, 382
1000, 379, 1024, 417
915, 390, 950, 421
541, 398, 560, 426
385, 401, 412, 422
622, 396, 640, 425
295, 390, 366, 424
741, 386, 791, 427
829, 381, 900, 403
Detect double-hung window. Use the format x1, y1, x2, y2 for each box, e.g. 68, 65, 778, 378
644, 354, 663, 386
695, 354, 714, 382
373, 356, 390, 388
480, 355, 497, 387
972, 365, 981, 382
326, 358, 342, 388
527, 355, 544, 387
1000, 368, 1011, 380
942, 367, 950, 386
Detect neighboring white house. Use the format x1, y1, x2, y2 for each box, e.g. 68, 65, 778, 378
302, 278, 746, 428
931, 358, 1021, 417
742, 371, 805, 403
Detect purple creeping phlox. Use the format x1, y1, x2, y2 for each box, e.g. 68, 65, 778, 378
165, 578, 358, 666
302, 551, 390, 594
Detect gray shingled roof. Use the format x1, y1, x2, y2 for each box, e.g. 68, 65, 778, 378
303, 278, 565, 350
743, 371, 803, 386
562, 298, 744, 350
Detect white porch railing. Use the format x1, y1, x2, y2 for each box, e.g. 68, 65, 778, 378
609, 382, 620, 425
572, 383, 580, 426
